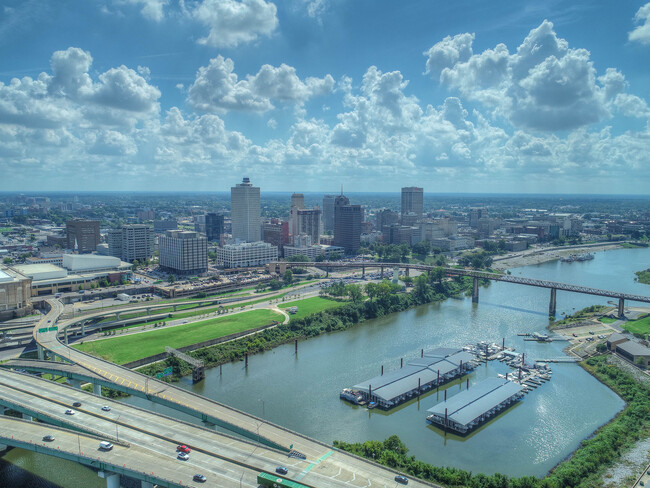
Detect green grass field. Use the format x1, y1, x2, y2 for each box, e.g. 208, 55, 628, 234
74, 309, 282, 364
622, 314, 650, 336
598, 316, 618, 324
279, 296, 346, 321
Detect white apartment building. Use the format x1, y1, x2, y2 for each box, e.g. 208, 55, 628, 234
217, 241, 278, 268
283, 244, 345, 261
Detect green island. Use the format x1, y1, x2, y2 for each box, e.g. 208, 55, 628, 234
334, 355, 650, 488
550, 305, 610, 328
635, 269, 650, 285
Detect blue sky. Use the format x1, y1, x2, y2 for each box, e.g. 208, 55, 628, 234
1, 0, 650, 194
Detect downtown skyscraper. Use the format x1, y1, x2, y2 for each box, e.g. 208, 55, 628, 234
231, 177, 261, 242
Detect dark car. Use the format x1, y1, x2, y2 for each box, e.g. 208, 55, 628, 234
395, 475, 409, 485
193, 474, 207, 483
43, 435, 55, 442
276, 467, 288, 475
72, 401, 82, 407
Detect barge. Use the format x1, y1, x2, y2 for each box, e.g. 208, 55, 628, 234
347, 347, 476, 410
426, 377, 525, 435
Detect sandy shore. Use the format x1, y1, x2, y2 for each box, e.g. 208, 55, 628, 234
491, 242, 625, 271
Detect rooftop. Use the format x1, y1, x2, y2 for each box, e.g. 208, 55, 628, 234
353, 348, 474, 403
427, 378, 524, 427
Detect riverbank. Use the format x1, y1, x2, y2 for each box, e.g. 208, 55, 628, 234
491, 242, 625, 270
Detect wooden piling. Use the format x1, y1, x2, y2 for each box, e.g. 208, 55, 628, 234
245, 353, 248, 368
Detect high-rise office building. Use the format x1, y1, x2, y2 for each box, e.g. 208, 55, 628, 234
289, 193, 305, 237
291, 193, 305, 210
205, 213, 224, 242
401, 187, 424, 218
159, 230, 208, 274
297, 208, 321, 245
125, 224, 153, 262
376, 209, 400, 230
231, 177, 261, 242
470, 207, 488, 228
334, 195, 362, 254
263, 220, 290, 256
66, 219, 100, 253
322, 195, 335, 232
107, 225, 153, 262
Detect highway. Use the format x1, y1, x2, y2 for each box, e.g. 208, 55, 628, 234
9, 297, 437, 488
0, 415, 260, 488
0, 365, 435, 488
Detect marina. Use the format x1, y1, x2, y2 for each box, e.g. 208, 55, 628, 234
561, 252, 595, 263
342, 348, 476, 409
426, 378, 526, 435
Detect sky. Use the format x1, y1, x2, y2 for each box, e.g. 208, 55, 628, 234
1, 0, 650, 194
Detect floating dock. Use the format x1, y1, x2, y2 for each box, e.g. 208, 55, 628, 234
426, 377, 525, 435
349, 348, 476, 410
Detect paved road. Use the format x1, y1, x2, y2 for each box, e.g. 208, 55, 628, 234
0, 415, 259, 488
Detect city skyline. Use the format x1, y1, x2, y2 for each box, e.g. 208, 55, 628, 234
2, 1, 650, 194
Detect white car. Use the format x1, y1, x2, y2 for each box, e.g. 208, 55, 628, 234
65, 409, 75, 415
101, 405, 111, 412
177, 452, 190, 461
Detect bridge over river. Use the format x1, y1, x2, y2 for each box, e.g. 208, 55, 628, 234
269, 261, 650, 317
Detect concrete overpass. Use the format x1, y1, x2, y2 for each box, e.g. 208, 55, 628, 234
0, 416, 259, 488
0, 363, 436, 488
269, 261, 650, 317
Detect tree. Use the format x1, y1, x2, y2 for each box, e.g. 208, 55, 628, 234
2, 257, 13, 265
346, 284, 363, 303
269, 279, 283, 290
314, 254, 325, 262
411, 241, 431, 259
283, 270, 293, 285
286, 254, 310, 262
328, 252, 342, 261
168, 274, 176, 284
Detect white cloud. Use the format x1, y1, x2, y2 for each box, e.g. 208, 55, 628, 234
92, 66, 161, 113
424, 33, 474, 79
46, 47, 160, 114
110, 0, 168, 21
187, 56, 333, 113
187, 56, 273, 112
629, 3, 650, 44
428, 21, 631, 132
193, 0, 278, 48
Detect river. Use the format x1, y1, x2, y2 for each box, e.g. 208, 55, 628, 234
3, 246, 648, 485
